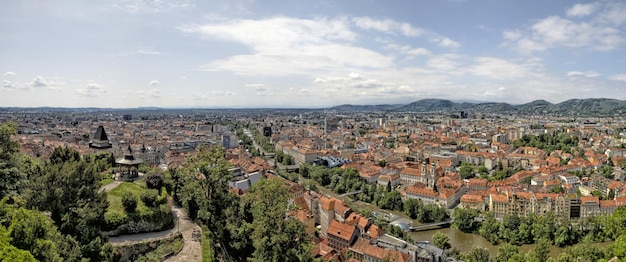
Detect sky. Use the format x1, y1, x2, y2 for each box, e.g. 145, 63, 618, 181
1, 0, 626, 108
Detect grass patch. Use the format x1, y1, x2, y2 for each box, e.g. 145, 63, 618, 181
202, 226, 214, 262
134, 235, 183, 262
107, 182, 150, 215
100, 178, 115, 187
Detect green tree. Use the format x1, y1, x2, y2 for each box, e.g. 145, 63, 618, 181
177, 145, 238, 241
0, 225, 36, 262
243, 178, 311, 262
432, 232, 451, 250
459, 162, 474, 179
452, 208, 479, 233
495, 243, 519, 262
479, 212, 500, 245
465, 246, 491, 262
535, 237, 551, 262
27, 147, 110, 261
0, 122, 27, 199
403, 198, 421, 219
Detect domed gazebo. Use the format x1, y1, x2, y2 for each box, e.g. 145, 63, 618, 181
116, 145, 143, 179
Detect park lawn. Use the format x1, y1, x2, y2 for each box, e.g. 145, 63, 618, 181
106, 182, 151, 216
99, 178, 115, 187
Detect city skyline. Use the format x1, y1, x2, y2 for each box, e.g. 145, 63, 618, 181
2, 0, 626, 108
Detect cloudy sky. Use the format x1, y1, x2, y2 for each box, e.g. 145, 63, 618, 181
2, 0, 626, 108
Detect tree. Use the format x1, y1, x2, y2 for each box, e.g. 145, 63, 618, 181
432, 232, 451, 250
495, 243, 519, 262
0, 225, 36, 262
0, 123, 27, 199
242, 178, 311, 262
479, 212, 500, 245
177, 145, 238, 241
535, 237, 551, 262
145, 173, 164, 189
452, 208, 479, 233
403, 198, 421, 219
465, 246, 491, 262
459, 162, 474, 179
27, 147, 111, 261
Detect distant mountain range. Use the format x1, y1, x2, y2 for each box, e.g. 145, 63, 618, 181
4, 98, 626, 117
330, 98, 626, 116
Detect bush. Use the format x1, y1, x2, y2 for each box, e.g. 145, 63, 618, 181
104, 211, 128, 231
145, 173, 164, 189
157, 187, 168, 205
141, 189, 160, 207
122, 191, 138, 213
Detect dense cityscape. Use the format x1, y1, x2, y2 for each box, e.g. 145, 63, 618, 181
3, 103, 626, 261
3, 0, 626, 261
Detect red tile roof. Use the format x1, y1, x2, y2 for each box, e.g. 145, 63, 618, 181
328, 220, 357, 242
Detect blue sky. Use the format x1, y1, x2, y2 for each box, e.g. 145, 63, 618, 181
1, 0, 626, 108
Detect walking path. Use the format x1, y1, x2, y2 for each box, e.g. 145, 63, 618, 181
163, 202, 202, 262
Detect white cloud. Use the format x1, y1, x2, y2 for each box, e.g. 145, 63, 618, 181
385, 44, 431, 57
469, 57, 528, 79
245, 84, 268, 92
216, 90, 237, 96
426, 56, 459, 71
566, 3, 597, 17
566, 71, 600, 78
29, 76, 48, 88
610, 74, 626, 81
2, 80, 17, 89
77, 82, 108, 97
149, 80, 160, 86
183, 16, 393, 76
134, 89, 162, 99
498, 86, 506, 92
437, 38, 460, 49
3, 72, 16, 77
352, 17, 423, 37
504, 2, 626, 53
314, 72, 383, 89
353, 16, 461, 49
348, 72, 362, 80
113, 0, 195, 13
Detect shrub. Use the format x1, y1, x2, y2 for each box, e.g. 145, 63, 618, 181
104, 211, 128, 231
145, 173, 164, 189
122, 191, 138, 213
157, 187, 168, 205
141, 189, 160, 207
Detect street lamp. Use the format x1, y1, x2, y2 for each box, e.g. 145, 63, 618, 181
176, 211, 180, 233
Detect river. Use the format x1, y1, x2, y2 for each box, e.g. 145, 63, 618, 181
345, 200, 612, 258
409, 227, 613, 258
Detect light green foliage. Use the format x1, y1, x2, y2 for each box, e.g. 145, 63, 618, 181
459, 162, 474, 179
512, 133, 579, 154
465, 246, 491, 262
432, 232, 451, 250
495, 243, 518, 262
